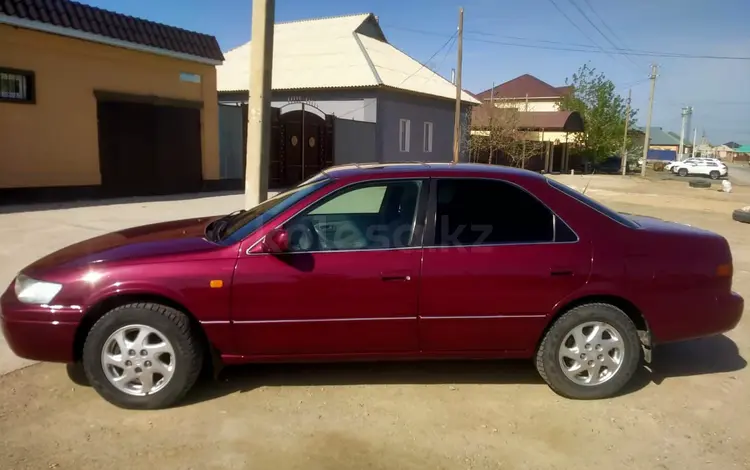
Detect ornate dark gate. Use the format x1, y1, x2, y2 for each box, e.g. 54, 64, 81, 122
271, 103, 334, 188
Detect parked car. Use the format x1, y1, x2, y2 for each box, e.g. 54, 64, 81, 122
671, 158, 728, 179
592, 156, 625, 174
1, 164, 743, 409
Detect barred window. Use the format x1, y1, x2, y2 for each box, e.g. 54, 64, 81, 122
0, 69, 35, 103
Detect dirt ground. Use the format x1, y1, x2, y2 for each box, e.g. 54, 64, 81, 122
1, 176, 749, 470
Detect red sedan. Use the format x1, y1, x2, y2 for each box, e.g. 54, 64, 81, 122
1, 163, 743, 409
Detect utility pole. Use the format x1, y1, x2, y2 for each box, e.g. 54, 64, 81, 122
678, 106, 692, 159
692, 127, 697, 158
522, 93, 529, 162
621, 88, 631, 176
452, 7, 464, 163
488, 82, 495, 164
244, 0, 276, 209
640, 64, 658, 177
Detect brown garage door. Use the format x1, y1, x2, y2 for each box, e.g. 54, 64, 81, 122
97, 99, 202, 197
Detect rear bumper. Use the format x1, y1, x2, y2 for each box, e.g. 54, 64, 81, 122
1, 289, 79, 363
653, 291, 744, 344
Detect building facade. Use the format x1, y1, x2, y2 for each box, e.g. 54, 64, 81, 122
216, 13, 478, 188
0, 1, 223, 202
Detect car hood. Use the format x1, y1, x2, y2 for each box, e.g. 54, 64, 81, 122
24, 216, 221, 275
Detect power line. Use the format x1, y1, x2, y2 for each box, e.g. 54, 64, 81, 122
545, 0, 618, 63
382, 24, 750, 61
567, 0, 642, 71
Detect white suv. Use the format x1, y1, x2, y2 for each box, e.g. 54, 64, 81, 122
672, 158, 728, 179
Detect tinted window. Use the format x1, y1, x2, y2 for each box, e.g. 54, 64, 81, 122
285, 180, 422, 252
219, 179, 330, 244
434, 179, 554, 246
546, 178, 639, 229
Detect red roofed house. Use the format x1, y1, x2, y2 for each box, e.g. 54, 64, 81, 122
471, 74, 583, 173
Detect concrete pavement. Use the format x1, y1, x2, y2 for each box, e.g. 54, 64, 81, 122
0, 192, 247, 375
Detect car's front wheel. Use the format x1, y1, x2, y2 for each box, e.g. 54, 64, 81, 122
709, 170, 720, 180
678, 168, 688, 177
82, 302, 203, 409
535, 303, 641, 399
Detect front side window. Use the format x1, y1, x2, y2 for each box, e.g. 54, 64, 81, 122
434, 179, 555, 246
218, 178, 331, 244
285, 180, 423, 252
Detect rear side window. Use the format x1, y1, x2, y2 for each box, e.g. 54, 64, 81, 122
434, 179, 557, 245
547, 178, 639, 229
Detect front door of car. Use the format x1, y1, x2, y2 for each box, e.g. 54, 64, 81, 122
231, 178, 427, 357
418, 178, 592, 353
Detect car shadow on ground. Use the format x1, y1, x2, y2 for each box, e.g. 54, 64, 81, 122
173, 334, 746, 406
620, 333, 746, 395
63, 334, 746, 406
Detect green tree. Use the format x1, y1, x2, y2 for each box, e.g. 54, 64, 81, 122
558, 63, 637, 163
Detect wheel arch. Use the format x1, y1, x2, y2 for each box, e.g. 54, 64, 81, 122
73, 292, 210, 363
537, 294, 650, 351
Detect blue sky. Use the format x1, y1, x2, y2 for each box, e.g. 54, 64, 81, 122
83, 0, 750, 145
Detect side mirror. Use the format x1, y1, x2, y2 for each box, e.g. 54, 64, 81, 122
262, 228, 290, 253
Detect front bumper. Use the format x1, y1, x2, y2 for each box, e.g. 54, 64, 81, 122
1, 289, 80, 363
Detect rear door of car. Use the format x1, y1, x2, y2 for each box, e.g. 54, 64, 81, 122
417, 177, 592, 353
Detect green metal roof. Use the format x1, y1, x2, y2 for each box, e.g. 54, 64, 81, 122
735, 145, 750, 153
637, 127, 685, 146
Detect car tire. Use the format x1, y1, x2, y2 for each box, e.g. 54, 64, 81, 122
732, 209, 750, 224
678, 168, 688, 177
82, 302, 203, 410
689, 180, 712, 188
535, 303, 641, 400
709, 171, 720, 180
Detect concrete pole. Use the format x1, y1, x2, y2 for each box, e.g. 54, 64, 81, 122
678, 107, 687, 158
621, 89, 631, 175
244, 0, 276, 209
692, 127, 697, 158
640, 64, 658, 177
452, 7, 464, 163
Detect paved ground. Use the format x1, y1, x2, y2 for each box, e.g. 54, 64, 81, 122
1, 177, 749, 469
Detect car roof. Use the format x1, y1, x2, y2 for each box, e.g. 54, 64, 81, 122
321, 162, 545, 181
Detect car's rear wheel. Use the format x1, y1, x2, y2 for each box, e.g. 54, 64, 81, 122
82, 302, 203, 409
678, 168, 688, 177
535, 303, 641, 399
709, 170, 720, 180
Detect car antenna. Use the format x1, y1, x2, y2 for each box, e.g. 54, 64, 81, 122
581, 169, 595, 195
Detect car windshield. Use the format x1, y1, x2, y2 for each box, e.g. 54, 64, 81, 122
216, 177, 331, 244
546, 178, 640, 229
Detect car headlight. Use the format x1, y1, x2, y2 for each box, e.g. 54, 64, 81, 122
14, 274, 63, 304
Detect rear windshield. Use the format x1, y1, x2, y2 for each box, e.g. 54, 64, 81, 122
546, 178, 639, 229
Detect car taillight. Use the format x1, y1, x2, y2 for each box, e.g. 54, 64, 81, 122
716, 263, 733, 277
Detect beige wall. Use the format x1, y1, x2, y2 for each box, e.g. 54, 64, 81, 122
0, 25, 219, 189
492, 98, 560, 113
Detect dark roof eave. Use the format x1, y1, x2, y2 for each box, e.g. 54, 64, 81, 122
0, 5, 223, 63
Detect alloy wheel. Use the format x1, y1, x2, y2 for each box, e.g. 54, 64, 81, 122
558, 321, 625, 386
101, 324, 176, 396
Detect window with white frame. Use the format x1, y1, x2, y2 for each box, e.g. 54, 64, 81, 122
0, 68, 34, 103
423, 121, 433, 153
399, 119, 411, 152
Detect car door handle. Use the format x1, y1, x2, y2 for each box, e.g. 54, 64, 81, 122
550, 269, 574, 277
381, 273, 412, 282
